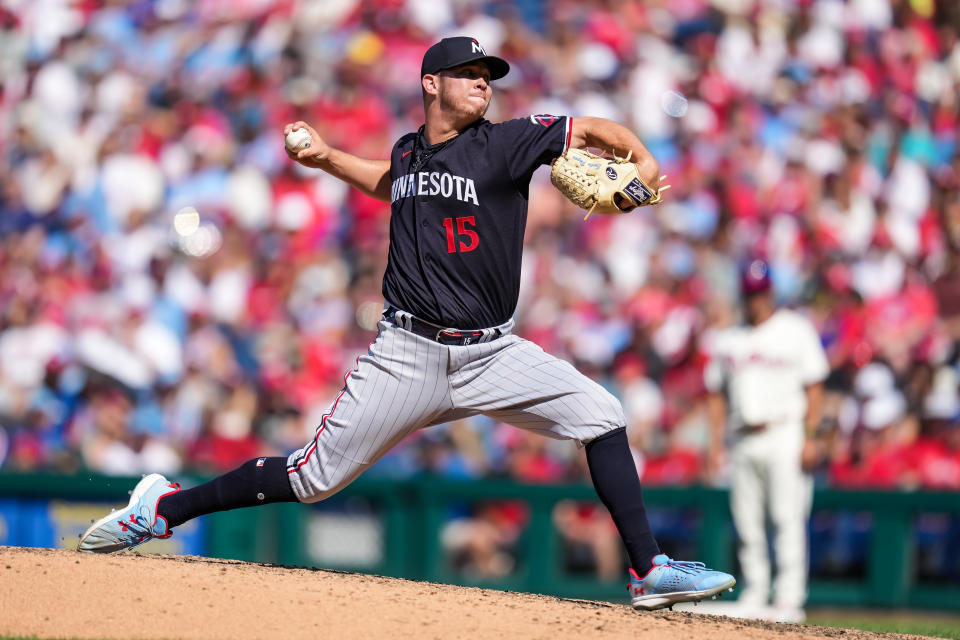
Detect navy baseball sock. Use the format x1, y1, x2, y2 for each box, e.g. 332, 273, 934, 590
157, 457, 298, 529
585, 426, 661, 571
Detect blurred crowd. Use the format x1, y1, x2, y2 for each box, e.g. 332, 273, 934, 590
1, 0, 960, 501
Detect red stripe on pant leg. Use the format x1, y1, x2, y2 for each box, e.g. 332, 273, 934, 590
288, 376, 348, 474
287, 352, 366, 474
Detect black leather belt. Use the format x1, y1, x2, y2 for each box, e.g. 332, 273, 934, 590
740, 423, 768, 434
383, 307, 502, 346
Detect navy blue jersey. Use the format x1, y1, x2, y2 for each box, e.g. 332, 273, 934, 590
381, 115, 572, 329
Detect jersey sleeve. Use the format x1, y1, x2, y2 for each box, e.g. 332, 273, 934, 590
493, 115, 572, 183
703, 358, 725, 393
797, 316, 830, 386
701, 329, 728, 393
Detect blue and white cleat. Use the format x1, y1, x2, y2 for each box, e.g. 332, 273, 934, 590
628, 554, 736, 610
77, 473, 181, 553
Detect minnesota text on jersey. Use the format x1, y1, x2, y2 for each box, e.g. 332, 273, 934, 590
390, 171, 480, 205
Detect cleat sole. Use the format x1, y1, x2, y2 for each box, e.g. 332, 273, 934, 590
631, 577, 737, 611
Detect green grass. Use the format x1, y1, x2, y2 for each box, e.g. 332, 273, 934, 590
807, 614, 960, 639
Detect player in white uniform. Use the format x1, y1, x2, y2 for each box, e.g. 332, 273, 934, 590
704, 259, 828, 622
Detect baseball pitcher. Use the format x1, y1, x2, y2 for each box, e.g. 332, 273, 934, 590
78, 36, 734, 610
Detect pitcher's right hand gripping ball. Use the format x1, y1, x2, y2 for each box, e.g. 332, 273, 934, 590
285, 127, 312, 152
550, 148, 670, 220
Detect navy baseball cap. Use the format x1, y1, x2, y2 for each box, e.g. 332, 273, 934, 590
741, 259, 772, 295
420, 37, 510, 80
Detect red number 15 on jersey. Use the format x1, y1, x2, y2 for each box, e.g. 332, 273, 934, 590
443, 216, 479, 253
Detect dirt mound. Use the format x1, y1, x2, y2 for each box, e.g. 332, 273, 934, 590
0, 547, 928, 640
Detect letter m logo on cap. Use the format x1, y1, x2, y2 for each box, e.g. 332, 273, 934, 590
471, 39, 486, 55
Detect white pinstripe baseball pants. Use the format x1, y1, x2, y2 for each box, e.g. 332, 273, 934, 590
286, 318, 626, 502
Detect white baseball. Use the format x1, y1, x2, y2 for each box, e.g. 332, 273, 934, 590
285, 128, 312, 152
660, 90, 689, 118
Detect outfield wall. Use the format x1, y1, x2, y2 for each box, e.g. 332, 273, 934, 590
1, 473, 957, 610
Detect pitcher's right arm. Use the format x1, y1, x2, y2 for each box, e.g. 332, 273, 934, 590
283, 121, 392, 202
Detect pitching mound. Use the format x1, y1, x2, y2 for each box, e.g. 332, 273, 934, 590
0, 547, 927, 640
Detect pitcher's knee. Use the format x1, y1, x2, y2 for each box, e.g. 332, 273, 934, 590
286, 461, 361, 503
597, 391, 627, 433
288, 473, 342, 504
576, 393, 626, 443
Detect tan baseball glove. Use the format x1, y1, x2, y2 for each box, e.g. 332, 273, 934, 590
550, 149, 670, 220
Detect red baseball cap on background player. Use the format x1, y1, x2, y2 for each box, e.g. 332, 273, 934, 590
740, 259, 776, 326
420, 36, 510, 80
740, 258, 773, 297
